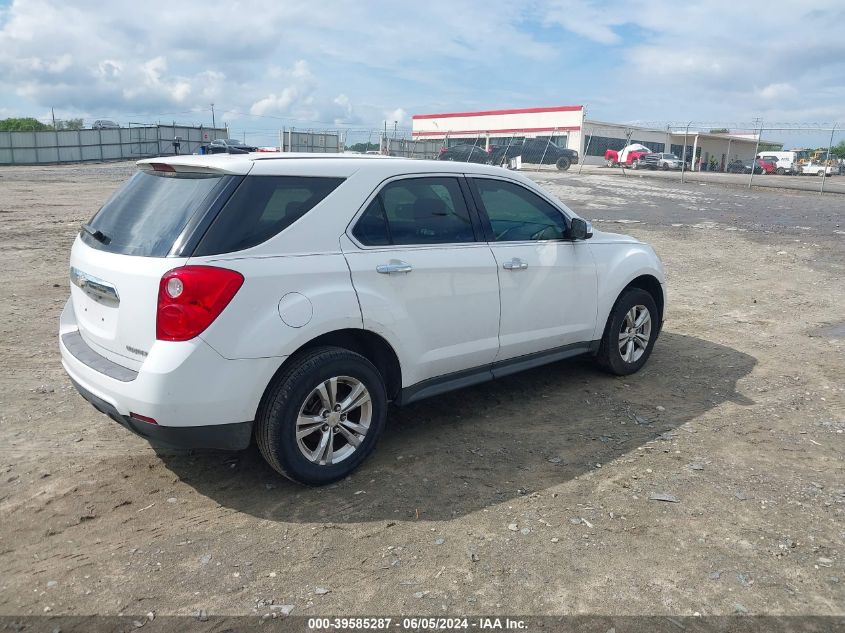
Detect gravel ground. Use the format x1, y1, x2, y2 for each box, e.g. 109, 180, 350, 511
0, 161, 842, 619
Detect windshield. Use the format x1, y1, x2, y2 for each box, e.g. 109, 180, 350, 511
81, 170, 233, 257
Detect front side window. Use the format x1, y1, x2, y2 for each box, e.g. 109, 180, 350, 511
352, 177, 476, 246
194, 176, 344, 255
472, 178, 568, 242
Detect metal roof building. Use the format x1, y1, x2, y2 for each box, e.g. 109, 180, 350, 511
411, 106, 782, 169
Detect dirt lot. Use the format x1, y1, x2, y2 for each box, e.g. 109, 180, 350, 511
0, 162, 843, 620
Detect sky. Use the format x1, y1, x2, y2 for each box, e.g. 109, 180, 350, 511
1, 0, 843, 147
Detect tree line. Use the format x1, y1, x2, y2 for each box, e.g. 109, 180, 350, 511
0, 117, 85, 132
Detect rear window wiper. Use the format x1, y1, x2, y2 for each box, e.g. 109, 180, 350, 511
81, 223, 111, 244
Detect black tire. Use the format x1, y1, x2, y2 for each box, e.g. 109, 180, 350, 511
776, 167, 785, 175
596, 288, 660, 376
632, 159, 640, 170
255, 346, 387, 485
556, 157, 571, 171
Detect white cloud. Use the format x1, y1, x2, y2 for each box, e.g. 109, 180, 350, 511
758, 83, 797, 101
385, 108, 408, 126
0, 0, 842, 136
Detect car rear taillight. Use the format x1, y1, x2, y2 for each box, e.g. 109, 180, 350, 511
156, 266, 244, 341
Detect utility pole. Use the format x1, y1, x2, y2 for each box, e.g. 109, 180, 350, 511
820, 123, 836, 195
211, 103, 216, 129
748, 117, 763, 189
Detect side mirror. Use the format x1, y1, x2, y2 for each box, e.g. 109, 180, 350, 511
569, 218, 593, 240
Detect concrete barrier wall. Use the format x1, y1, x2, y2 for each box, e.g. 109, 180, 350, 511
0, 125, 227, 165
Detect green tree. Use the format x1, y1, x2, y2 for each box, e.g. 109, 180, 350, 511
347, 142, 380, 153
830, 140, 845, 159
0, 117, 52, 131
55, 118, 84, 130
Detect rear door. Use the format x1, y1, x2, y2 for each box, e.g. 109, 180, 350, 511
342, 175, 500, 387
467, 176, 597, 361
69, 167, 238, 369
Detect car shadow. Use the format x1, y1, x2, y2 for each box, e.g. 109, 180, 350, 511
156, 332, 756, 523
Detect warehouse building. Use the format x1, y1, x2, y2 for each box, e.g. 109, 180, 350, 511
411, 105, 781, 170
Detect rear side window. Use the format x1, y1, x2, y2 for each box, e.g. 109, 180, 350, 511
352, 177, 476, 246
193, 176, 344, 255
81, 171, 231, 257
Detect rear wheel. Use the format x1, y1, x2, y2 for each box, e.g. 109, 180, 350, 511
606, 159, 615, 167
556, 157, 571, 171
596, 288, 659, 376
255, 347, 387, 485
818, 170, 825, 176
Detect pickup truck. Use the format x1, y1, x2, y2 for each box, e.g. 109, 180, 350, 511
605, 143, 653, 169
799, 161, 836, 176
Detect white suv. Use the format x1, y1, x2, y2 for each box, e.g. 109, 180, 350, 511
60, 154, 666, 485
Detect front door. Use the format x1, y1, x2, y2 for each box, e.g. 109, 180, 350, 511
467, 176, 597, 362
342, 175, 500, 387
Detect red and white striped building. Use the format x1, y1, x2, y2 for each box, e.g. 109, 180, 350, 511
411, 105, 585, 154
411, 105, 780, 167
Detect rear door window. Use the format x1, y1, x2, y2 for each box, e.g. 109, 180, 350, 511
193, 176, 344, 255
81, 170, 232, 257
352, 177, 476, 246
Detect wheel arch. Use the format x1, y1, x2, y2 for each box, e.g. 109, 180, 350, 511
594, 267, 666, 342
623, 274, 665, 325
259, 329, 403, 413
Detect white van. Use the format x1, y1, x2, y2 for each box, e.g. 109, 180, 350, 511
756, 151, 796, 175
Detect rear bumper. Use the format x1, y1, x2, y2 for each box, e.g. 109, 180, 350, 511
59, 298, 282, 444
69, 378, 252, 450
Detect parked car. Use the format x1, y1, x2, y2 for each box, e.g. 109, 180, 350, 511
726, 159, 747, 173
726, 159, 771, 174
492, 138, 579, 170
756, 158, 777, 174
642, 153, 683, 170
437, 143, 492, 164
92, 120, 119, 129
207, 138, 258, 154
60, 154, 666, 485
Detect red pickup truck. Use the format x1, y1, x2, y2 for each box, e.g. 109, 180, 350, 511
605, 143, 653, 169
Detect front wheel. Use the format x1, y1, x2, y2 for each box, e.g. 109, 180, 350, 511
255, 347, 387, 485
556, 157, 571, 171
776, 167, 785, 175
631, 159, 640, 170
596, 288, 659, 376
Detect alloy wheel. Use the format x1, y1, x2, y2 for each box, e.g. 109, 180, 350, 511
618, 305, 652, 363
295, 376, 372, 465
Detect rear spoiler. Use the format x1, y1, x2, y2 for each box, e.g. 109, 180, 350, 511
136, 158, 251, 176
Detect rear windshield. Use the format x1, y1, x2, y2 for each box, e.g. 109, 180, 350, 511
81, 171, 232, 257
192, 176, 344, 256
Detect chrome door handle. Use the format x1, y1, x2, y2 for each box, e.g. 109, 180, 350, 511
502, 258, 528, 270
376, 260, 413, 274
